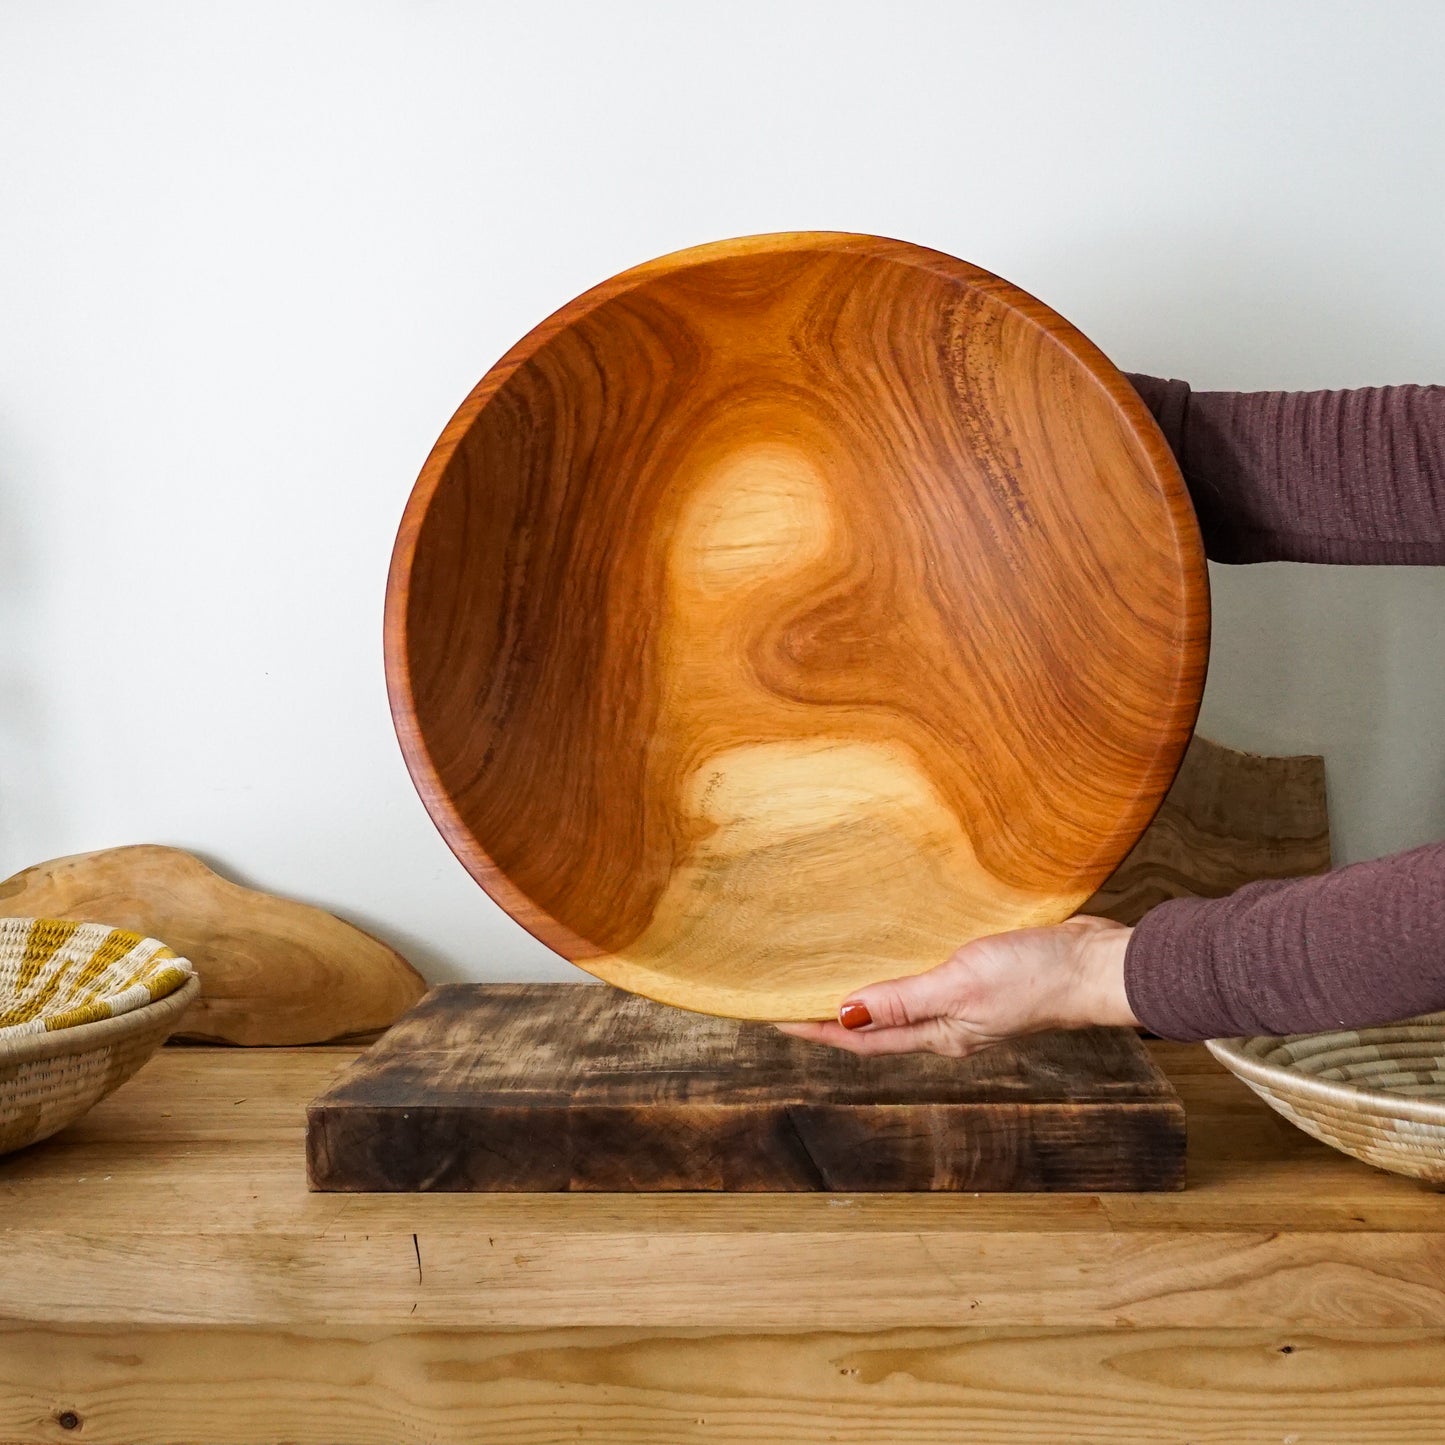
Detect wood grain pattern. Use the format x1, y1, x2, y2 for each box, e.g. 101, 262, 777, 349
386, 232, 1209, 1019
1086, 734, 1331, 924
0, 846, 426, 1045
8, 1045, 1445, 1331
8, 1324, 1445, 1445
302, 737, 1323, 1194
306, 983, 1184, 1192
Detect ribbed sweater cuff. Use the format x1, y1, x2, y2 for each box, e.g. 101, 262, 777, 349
1123, 895, 1242, 1041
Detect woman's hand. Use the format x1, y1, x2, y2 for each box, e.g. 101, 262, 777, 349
774, 916, 1138, 1058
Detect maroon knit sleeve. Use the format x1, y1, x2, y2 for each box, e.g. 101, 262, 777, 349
1114, 375, 1445, 1040
1126, 374, 1445, 564
1124, 843, 1445, 1040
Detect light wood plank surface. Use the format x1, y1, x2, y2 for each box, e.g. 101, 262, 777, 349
4, 1044, 1445, 1334
6, 1323, 1445, 1445
5, 1043, 1445, 1440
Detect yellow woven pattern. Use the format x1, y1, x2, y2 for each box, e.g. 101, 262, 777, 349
0, 918, 195, 1040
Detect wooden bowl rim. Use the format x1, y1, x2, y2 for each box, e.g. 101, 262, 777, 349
385, 231, 1210, 1000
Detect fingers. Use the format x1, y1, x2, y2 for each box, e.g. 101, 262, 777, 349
770, 951, 982, 1058
836, 952, 974, 1032
773, 1017, 991, 1059
772, 1021, 831, 1042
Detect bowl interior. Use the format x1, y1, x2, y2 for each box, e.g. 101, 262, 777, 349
388, 234, 1208, 1019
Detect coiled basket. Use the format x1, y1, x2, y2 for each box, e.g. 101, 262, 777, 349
0, 917, 199, 1156
1208, 1015, 1445, 1185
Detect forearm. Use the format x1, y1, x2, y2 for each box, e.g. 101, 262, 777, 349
1127, 374, 1445, 564
1123, 841, 1445, 1040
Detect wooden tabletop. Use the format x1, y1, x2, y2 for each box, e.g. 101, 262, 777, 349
4, 1041, 1445, 1443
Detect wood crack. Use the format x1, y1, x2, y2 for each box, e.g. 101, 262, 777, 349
781, 1108, 830, 1190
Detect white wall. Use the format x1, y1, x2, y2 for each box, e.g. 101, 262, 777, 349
2, 2, 1441, 983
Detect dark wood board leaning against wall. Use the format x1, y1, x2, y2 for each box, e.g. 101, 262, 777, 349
306, 737, 1330, 1194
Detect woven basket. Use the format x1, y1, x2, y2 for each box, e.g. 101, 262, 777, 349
0, 918, 200, 1157
1208, 1015, 1445, 1185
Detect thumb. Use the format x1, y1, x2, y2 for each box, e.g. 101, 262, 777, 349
838, 953, 969, 1031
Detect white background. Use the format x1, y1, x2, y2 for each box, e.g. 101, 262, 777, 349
2, 2, 1442, 984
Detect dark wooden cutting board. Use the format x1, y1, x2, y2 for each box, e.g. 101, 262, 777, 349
307, 983, 1185, 1192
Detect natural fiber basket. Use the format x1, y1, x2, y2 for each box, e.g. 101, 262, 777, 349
0, 917, 200, 1156
1208, 1014, 1445, 1185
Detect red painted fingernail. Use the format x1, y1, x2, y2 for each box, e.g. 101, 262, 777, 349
839, 1001, 872, 1030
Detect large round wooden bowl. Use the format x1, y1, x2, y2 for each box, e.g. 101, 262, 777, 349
386, 233, 1209, 1020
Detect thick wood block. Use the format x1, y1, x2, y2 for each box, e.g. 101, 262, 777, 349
306, 984, 1185, 1192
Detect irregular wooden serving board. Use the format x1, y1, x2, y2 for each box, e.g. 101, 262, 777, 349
0, 845, 427, 1045
386, 232, 1209, 1020
307, 984, 1185, 1193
